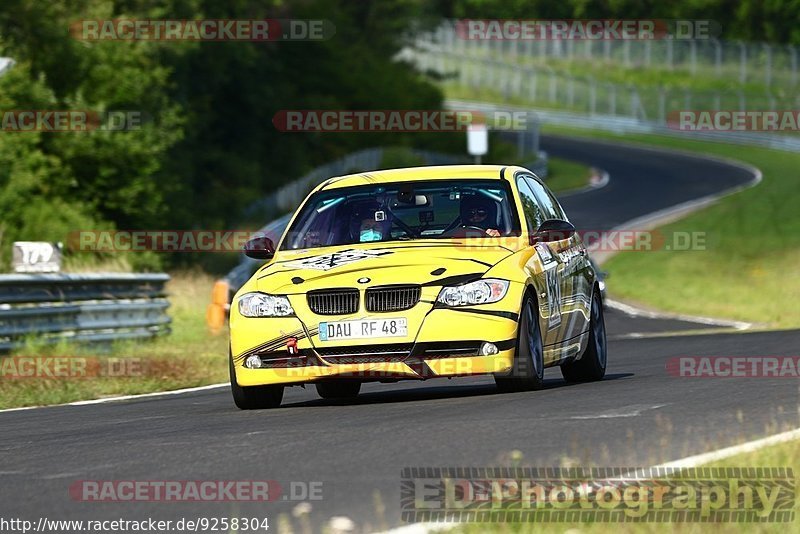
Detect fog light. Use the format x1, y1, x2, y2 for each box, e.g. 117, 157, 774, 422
480, 342, 499, 356
245, 355, 263, 369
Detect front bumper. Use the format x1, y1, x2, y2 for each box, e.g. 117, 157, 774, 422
230, 295, 522, 387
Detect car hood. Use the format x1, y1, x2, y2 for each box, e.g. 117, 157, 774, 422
255, 241, 516, 294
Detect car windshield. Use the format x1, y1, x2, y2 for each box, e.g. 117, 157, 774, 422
283, 179, 521, 250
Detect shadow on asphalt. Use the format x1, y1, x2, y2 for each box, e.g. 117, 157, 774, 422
281, 372, 634, 408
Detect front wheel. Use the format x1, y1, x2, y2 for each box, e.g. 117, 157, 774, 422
561, 289, 607, 383
495, 295, 544, 392
229, 353, 284, 409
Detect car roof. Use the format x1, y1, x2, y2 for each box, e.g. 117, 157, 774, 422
319, 164, 527, 191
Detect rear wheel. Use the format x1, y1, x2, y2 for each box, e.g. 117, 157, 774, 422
495, 295, 544, 392
561, 289, 607, 383
229, 353, 284, 409
316, 381, 362, 399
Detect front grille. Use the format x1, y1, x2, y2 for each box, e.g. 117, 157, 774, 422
316, 343, 413, 358
307, 288, 359, 315
365, 285, 421, 313
317, 343, 413, 364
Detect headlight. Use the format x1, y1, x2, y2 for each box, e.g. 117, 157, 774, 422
237, 292, 295, 317
437, 279, 510, 307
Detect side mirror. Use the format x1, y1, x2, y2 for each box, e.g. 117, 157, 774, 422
531, 219, 575, 244
244, 236, 275, 260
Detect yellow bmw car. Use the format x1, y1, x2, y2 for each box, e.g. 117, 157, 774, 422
229, 165, 606, 409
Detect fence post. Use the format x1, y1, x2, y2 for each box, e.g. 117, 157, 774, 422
609, 84, 616, 116
763, 43, 772, 87
623, 40, 631, 67
789, 45, 798, 86
567, 78, 574, 108
690, 40, 697, 75
739, 41, 747, 83
658, 87, 666, 124
666, 39, 673, 69
531, 69, 539, 101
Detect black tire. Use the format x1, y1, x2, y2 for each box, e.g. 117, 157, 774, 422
494, 294, 544, 392
229, 353, 284, 409
316, 381, 362, 399
561, 289, 607, 383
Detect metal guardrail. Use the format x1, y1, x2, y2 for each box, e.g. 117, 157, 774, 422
0, 273, 171, 351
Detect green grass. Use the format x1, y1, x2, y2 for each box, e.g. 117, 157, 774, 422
546, 156, 596, 193
0, 270, 228, 409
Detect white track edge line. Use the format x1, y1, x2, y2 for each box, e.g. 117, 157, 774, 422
0, 383, 228, 413
654, 426, 800, 469
605, 298, 754, 330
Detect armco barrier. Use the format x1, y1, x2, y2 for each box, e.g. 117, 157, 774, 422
0, 273, 171, 351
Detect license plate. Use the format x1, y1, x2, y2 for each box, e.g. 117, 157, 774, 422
319, 318, 408, 341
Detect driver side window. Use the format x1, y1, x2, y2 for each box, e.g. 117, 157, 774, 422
516, 177, 545, 233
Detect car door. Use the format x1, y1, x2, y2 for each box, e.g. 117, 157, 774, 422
515, 175, 563, 348
522, 173, 592, 343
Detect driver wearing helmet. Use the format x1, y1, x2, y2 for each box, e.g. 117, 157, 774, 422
348, 202, 392, 243
461, 195, 501, 237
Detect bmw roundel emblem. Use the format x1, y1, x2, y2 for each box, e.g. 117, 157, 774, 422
357, 277, 370, 284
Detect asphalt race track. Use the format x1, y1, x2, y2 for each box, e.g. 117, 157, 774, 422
1, 136, 796, 533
